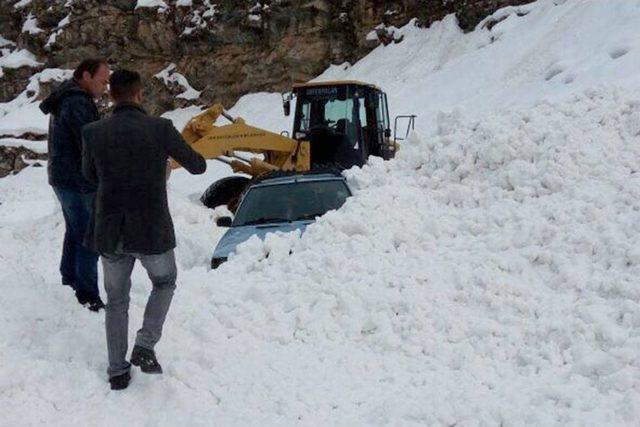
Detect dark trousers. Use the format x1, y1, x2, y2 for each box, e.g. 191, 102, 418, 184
52, 186, 100, 300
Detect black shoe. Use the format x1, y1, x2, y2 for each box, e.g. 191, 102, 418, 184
130, 345, 163, 374
76, 291, 90, 305
109, 371, 131, 390
86, 296, 105, 312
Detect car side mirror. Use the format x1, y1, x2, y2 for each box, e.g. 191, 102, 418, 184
384, 128, 391, 138
216, 216, 232, 227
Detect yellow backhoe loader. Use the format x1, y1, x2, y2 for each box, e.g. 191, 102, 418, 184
175, 80, 416, 209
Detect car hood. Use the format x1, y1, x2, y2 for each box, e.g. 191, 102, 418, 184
212, 220, 313, 259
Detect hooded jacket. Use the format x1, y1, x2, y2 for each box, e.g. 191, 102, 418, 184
40, 79, 99, 192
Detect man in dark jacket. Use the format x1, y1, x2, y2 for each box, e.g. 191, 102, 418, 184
40, 58, 110, 311
81, 69, 206, 390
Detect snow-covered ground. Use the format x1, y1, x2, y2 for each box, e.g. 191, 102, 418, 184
1, 0, 640, 425
0, 68, 71, 136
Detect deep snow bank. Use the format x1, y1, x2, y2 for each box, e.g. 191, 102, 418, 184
199, 87, 640, 424
2, 88, 638, 425
316, 0, 640, 133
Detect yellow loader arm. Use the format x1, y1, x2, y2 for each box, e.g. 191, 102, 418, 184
172, 104, 310, 177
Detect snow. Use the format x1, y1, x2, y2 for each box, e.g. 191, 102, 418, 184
135, 0, 168, 10
154, 64, 202, 100
366, 30, 379, 42
0, 137, 47, 153
161, 105, 205, 132
58, 15, 71, 27
13, 0, 32, 9
0, 35, 15, 47
0, 48, 41, 77
202, 2, 218, 18
315, 0, 640, 133
0, 69, 72, 136
222, 92, 294, 131
366, 24, 401, 45
22, 13, 43, 35
45, 14, 71, 48
181, 1, 219, 36
2, 0, 640, 424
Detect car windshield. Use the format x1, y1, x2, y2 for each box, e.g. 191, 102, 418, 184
233, 179, 351, 226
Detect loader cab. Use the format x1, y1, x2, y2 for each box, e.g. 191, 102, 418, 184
289, 81, 395, 168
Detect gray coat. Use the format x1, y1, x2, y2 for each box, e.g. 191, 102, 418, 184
81, 103, 206, 255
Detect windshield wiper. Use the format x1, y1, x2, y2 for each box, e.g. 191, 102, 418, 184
242, 217, 291, 226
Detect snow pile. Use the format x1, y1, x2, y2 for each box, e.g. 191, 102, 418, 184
2, 0, 640, 425
2, 87, 639, 425
205, 89, 640, 424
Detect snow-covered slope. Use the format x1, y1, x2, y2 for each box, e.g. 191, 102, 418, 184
1, 0, 640, 425
314, 0, 640, 133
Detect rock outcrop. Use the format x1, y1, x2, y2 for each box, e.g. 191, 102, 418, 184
0, 145, 46, 177
1, 0, 531, 115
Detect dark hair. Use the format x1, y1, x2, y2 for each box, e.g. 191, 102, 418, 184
109, 69, 143, 102
73, 58, 108, 80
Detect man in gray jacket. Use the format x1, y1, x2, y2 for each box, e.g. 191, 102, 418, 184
82, 69, 206, 390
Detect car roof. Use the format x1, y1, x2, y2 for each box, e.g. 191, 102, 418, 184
252, 173, 347, 187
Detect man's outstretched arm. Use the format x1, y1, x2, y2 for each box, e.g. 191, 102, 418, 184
163, 120, 206, 175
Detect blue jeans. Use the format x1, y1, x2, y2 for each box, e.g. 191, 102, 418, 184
53, 186, 100, 301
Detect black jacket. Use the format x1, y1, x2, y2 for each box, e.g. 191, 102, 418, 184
81, 103, 206, 255
40, 79, 100, 192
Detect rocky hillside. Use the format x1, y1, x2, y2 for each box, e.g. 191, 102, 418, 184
1, 0, 530, 116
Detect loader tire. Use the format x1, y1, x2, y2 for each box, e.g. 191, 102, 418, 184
200, 176, 250, 210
